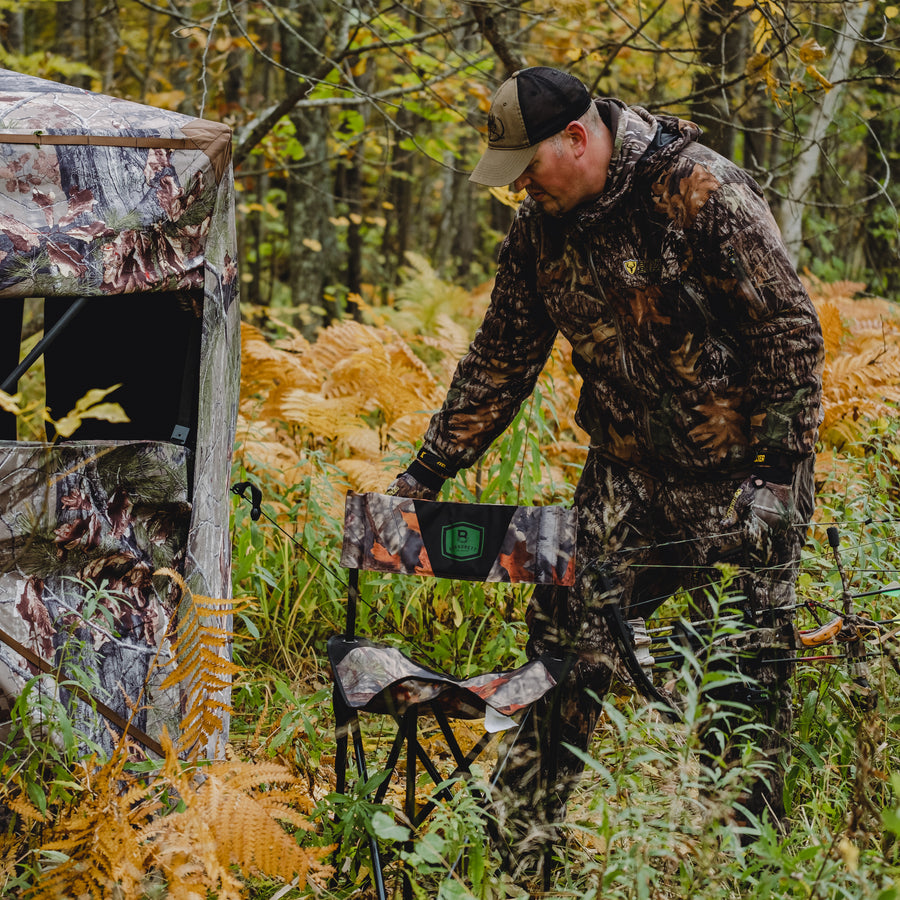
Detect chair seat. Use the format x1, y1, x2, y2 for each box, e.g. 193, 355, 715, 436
328, 635, 561, 720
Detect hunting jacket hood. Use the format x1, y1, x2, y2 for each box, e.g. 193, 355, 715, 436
423, 100, 825, 480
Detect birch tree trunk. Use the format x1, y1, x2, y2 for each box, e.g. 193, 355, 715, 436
779, 0, 872, 264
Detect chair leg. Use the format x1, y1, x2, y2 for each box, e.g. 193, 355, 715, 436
373, 722, 408, 805
334, 691, 350, 797
333, 693, 388, 900
402, 707, 418, 900
410, 710, 491, 828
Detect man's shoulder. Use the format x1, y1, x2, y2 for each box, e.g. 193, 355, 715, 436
661, 141, 761, 193
641, 142, 766, 231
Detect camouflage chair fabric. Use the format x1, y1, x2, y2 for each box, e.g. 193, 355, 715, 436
331, 492, 577, 724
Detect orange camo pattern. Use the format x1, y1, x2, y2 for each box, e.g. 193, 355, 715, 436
340, 492, 577, 585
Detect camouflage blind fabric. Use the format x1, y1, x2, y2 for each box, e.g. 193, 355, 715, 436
0, 69, 240, 757
340, 492, 577, 584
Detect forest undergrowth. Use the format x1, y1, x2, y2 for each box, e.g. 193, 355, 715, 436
228, 266, 900, 899
2, 265, 900, 898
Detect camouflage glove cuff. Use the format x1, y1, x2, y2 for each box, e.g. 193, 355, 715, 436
384, 448, 455, 500
750, 450, 794, 486
413, 447, 458, 481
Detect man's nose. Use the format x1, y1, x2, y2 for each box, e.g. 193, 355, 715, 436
512, 172, 529, 192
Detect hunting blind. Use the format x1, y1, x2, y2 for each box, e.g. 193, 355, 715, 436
0, 69, 240, 757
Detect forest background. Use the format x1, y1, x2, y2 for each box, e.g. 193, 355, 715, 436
5, 1, 900, 899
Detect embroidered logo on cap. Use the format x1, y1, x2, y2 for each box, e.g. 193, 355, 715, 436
487, 113, 505, 144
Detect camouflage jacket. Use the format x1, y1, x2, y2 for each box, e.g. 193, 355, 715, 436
423, 100, 824, 480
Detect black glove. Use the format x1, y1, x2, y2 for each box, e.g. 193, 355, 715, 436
722, 452, 795, 533
385, 449, 455, 501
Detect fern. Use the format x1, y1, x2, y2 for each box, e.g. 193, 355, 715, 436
238, 274, 900, 507
156, 567, 243, 761
24, 743, 155, 900
22, 728, 331, 899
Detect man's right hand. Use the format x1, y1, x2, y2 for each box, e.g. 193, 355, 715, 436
384, 471, 441, 500
384, 448, 454, 500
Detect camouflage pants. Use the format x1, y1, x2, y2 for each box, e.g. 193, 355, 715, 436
491, 451, 814, 864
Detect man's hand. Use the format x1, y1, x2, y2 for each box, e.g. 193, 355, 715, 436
385, 471, 441, 500
722, 474, 794, 533
384, 449, 452, 500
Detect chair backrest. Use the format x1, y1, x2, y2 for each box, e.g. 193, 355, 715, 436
341, 491, 577, 584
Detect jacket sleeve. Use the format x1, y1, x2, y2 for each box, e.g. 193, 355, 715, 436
696, 181, 824, 463
420, 214, 559, 473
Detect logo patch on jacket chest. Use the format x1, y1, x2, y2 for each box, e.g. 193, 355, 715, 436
624, 258, 662, 277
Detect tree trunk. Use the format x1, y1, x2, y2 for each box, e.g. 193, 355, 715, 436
2, 7, 25, 54
690, 0, 746, 159
281, 0, 338, 330
55, 0, 90, 88
381, 108, 416, 290
432, 141, 478, 282
859, 14, 900, 294
779, 0, 872, 265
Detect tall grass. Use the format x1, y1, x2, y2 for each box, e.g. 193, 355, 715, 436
228, 272, 900, 898
227, 400, 900, 899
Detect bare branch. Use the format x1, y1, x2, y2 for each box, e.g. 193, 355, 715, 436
470, 1, 525, 77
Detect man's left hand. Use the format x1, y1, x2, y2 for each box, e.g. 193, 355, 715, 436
722, 474, 794, 532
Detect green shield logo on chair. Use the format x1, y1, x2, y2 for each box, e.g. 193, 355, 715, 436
441, 522, 484, 561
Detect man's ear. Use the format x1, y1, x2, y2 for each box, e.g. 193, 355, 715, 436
565, 121, 590, 158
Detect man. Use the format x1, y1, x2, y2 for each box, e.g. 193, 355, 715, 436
387, 66, 824, 866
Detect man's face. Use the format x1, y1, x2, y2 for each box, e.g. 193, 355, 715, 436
512, 137, 583, 216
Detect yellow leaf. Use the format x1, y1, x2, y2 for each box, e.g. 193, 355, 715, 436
488, 186, 526, 209
806, 64, 834, 90
838, 836, 859, 872
798, 37, 827, 64
887, 5, 898, 18
302, 238, 322, 252
0, 390, 22, 415
80, 402, 129, 424
53, 415, 81, 438
146, 90, 187, 110
73, 384, 122, 414
746, 53, 772, 82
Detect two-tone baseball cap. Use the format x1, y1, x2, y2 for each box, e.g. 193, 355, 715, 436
469, 67, 593, 187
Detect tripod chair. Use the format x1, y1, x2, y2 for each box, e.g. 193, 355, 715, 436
329, 491, 578, 899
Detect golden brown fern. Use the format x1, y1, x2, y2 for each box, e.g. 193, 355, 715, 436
24, 727, 331, 900
155, 568, 243, 761
24, 743, 154, 900
811, 289, 900, 454
144, 733, 331, 896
